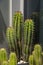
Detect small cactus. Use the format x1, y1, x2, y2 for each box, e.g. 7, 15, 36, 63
0, 48, 7, 65
3, 61, 8, 65
9, 52, 17, 65
34, 44, 42, 59
33, 44, 42, 65
29, 55, 34, 65
6, 27, 15, 51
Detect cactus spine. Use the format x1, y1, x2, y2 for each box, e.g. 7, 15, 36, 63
29, 55, 34, 65
23, 19, 34, 61
9, 52, 17, 65
6, 27, 15, 51
13, 11, 24, 59
0, 48, 7, 65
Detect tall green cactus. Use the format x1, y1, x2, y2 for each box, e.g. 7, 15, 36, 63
13, 11, 23, 41
12, 11, 24, 59
6, 27, 15, 51
23, 19, 34, 61
29, 55, 34, 65
9, 52, 17, 65
0, 48, 7, 65
33, 44, 42, 65
41, 52, 43, 64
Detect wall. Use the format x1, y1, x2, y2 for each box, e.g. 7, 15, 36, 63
24, 0, 40, 19
40, 0, 43, 49
0, 0, 9, 27
0, 0, 9, 52
12, 0, 20, 16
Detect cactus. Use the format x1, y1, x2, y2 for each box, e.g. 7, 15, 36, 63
28, 44, 43, 65
29, 55, 34, 65
0, 48, 7, 65
6, 27, 15, 51
3, 61, 8, 65
33, 44, 42, 65
41, 52, 43, 64
12, 11, 24, 59
23, 19, 34, 61
9, 52, 17, 65
13, 11, 23, 41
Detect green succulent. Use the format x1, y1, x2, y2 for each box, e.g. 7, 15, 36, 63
6, 27, 15, 51
29, 55, 34, 65
33, 44, 42, 65
12, 11, 24, 60
0, 48, 7, 65
9, 52, 17, 65
3, 61, 8, 65
23, 19, 34, 61
34, 44, 42, 59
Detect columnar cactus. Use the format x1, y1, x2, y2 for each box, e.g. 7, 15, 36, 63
41, 52, 43, 64
33, 44, 42, 65
12, 11, 24, 59
13, 11, 23, 41
3, 61, 8, 65
23, 19, 34, 61
9, 52, 17, 65
0, 48, 7, 65
29, 55, 34, 65
6, 27, 15, 51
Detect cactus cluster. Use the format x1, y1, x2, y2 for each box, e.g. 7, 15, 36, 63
23, 19, 34, 61
29, 44, 42, 65
0, 48, 17, 65
6, 11, 24, 60
6, 11, 35, 61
